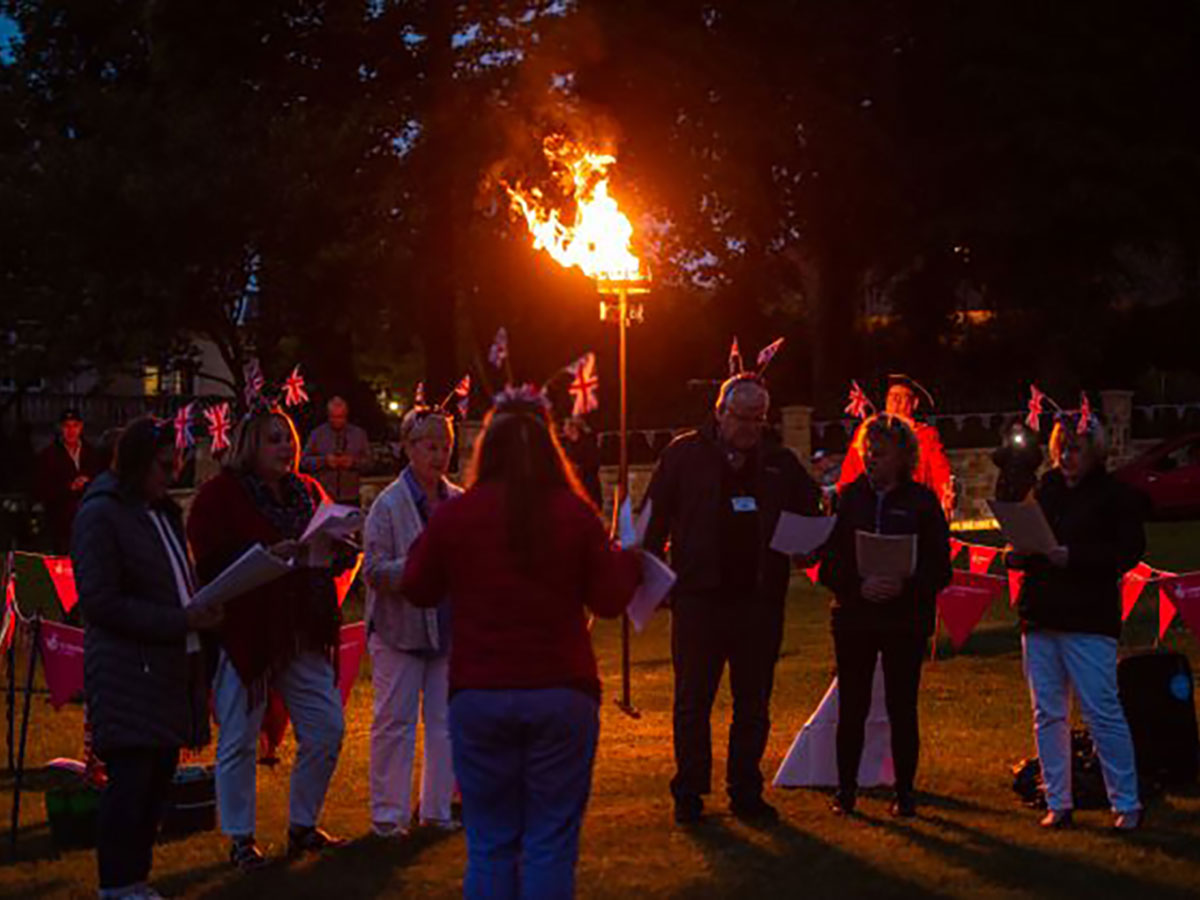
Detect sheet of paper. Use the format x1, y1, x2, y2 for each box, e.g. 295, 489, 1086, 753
855, 530, 917, 579
190, 543, 293, 610
300, 503, 365, 545
770, 512, 837, 556
987, 499, 1059, 556
627, 553, 677, 634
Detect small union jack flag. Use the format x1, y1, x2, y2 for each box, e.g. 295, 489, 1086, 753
414, 382, 426, 406
173, 403, 194, 452
844, 380, 873, 419
283, 365, 309, 408
243, 357, 265, 406
567, 352, 600, 418
1078, 392, 1092, 435
756, 337, 785, 372
1026, 385, 1046, 431
728, 337, 743, 376
453, 374, 471, 418
204, 402, 232, 453
488, 327, 509, 370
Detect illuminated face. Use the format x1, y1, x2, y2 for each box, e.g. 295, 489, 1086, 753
61, 420, 83, 446
865, 434, 903, 489
1059, 437, 1088, 483
406, 425, 453, 484
328, 402, 349, 430
255, 417, 296, 481
885, 386, 917, 420
717, 384, 769, 452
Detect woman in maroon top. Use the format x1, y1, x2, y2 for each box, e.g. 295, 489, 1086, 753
402, 388, 640, 900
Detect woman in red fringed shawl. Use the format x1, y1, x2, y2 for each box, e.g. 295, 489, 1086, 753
187, 406, 352, 870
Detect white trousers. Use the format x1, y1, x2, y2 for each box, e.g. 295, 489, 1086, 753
213, 651, 345, 837
1022, 631, 1141, 814
369, 634, 454, 826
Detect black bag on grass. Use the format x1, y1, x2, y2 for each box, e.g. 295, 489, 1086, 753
1011, 728, 1110, 810
1118, 650, 1199, 785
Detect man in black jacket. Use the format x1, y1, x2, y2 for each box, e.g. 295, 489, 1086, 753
35, 408, 102, 553
644, 375, 820, 825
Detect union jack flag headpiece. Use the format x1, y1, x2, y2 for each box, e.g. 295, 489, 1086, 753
1077, 392, 1093, 435
844, 380, 875, 419
566, 352, 600, 418
438, 374, 472, 419
728, 337, 743, 376
283, 365, 309, 408
755, 337, 785, 375
493, 383, 552, 417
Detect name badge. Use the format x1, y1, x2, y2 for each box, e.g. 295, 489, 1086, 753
732, 496, 758, 513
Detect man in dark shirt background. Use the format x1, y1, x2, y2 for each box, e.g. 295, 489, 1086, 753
34, 408, 101, 553
644, 375, 820, 825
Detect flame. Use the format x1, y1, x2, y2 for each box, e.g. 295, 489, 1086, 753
506, 136, 644, 283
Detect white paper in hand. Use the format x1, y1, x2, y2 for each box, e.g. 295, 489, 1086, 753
300, 503, 364, 545
627, 553, 677, 633
987, 499, 1059, 555
855, 531, 917, 579
771, 512, 837, 556
190, 544, 293, 610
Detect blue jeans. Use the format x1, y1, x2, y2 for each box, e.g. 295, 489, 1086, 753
450, 688, 600, 900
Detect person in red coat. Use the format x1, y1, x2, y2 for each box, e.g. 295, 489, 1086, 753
837, 375, 955, 519
401, 387, 642, 900
187, 406, 352, 870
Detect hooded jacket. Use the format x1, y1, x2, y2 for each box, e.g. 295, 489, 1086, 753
71, 472, 209, 752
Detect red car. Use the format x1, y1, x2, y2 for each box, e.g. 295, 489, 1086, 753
1114, 433, 1200, 520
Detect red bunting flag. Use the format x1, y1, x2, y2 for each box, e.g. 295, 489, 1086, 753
337, 621, 368, 705
952, 569, 1008, 603
1159, 575, 1178, 639
948, 538, 964, 563
1161, 573, 1200, 646
334, 554, 362, 608
803, 563, 821, 585
937, 585, 994, 650
204, 402, 232, 454
1120, 561, 1154, 621
38, 620, 85, 709
968, 545, 1000, 575
44, 556, 78, 615
1007, 569, 1025, 607
173, 403, 194, 452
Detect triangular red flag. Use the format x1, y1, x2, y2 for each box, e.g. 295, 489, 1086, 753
937, 585, 994, 650
1163, 573, 1200, 646
803, 563, 820, 585
968, 545, 1000, 575
1007, 569, 1025, 607
334, 554, 362, 608
948, 538, 964, 564
44, 556, 78, 614
1120, 561, 1154, 621
1159, 576, 1178, 639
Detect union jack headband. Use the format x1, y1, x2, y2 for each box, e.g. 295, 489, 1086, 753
492, 383, 552, 416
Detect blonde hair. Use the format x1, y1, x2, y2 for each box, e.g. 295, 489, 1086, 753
226, 409, 301, 476
400, 407, 454, 446
1049, 419, 1108, 470
862, 414, 920, 480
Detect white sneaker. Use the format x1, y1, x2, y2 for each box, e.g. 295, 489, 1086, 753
371, 821, 410, 838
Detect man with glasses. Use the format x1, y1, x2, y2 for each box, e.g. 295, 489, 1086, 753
644, 375, 821, 825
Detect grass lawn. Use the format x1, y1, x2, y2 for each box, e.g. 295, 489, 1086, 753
3, 526, 1200, 898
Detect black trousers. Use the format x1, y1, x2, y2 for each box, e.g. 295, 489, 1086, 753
832, 627, 926, 795
670, 596, 784, 802
96, 747, 179, 890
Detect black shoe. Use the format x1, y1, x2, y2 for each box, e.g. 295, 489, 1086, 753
674, 794, 704, 825
829, 790, 857, 816
730, 795, 780, 825
287, 825, 347, 857
890, 793, 917, 818
229, 836, 269, 872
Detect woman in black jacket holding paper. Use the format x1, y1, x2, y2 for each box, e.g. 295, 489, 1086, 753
820, 415, 951, 817
1006, 417, 1145, 831
73, 418, 223, 898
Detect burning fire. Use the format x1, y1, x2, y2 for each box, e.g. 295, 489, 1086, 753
505, 136, 645, 284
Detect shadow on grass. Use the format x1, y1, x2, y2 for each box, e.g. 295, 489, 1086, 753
673, 816, 953, 899
182, 828, 459, 900
861, 810, 1199, 899
0, 820, 60, 865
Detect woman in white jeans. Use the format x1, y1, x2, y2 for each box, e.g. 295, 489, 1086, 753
1006, 415, 1145, 831
364, 406, 461, 837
